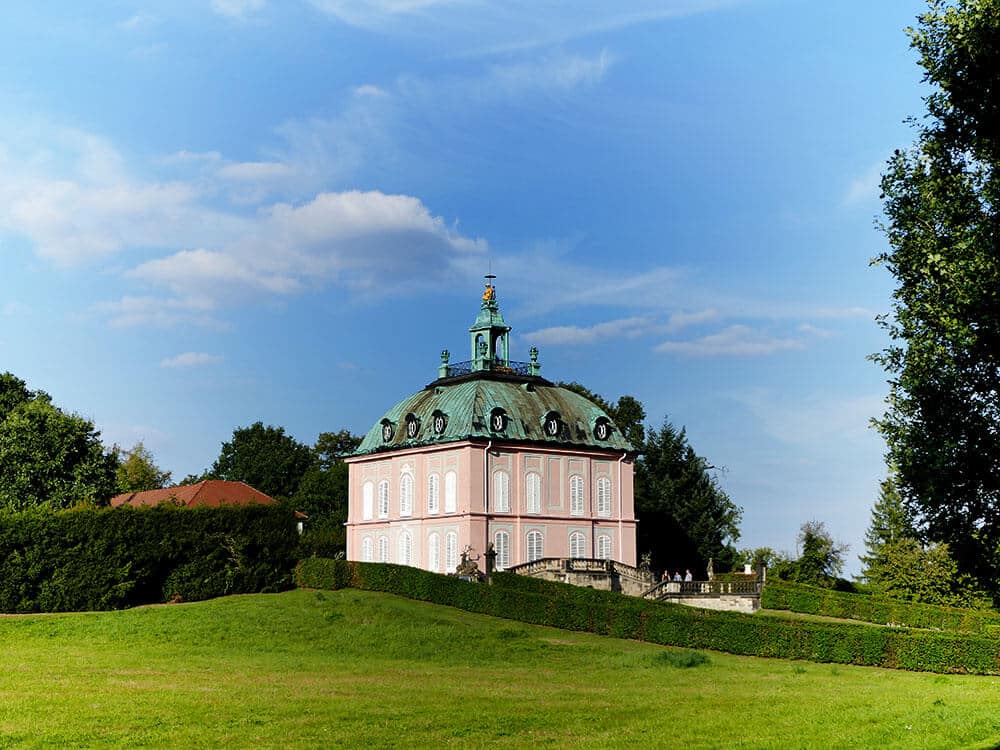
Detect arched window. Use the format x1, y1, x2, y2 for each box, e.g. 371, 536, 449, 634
445, 531, 458, 571
525, 472, 541, 514
526, 530, 544, 562
569, 531, 586, 559
378, 480, 390, 519
494, 530, 510, 571
444, 471, 457, 513
427, 532, 440, 572
570, 475, 584, 516
361, 537, 373, 562
493, 470, 510, 513
597, 534, 612, 560
597, 476, 612, 517
398, 530, 412, 566
427, 473, 440, 514
362, 481, 374, 520
377, 535, 389, 562
399, 473, 413, 517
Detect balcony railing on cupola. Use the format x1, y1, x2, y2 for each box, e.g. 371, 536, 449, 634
438, 349, 541, 379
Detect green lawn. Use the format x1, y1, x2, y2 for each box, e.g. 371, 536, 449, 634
2, 590, 1000, 749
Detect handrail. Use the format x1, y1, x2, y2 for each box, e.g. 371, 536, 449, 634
642, 579, 763, 599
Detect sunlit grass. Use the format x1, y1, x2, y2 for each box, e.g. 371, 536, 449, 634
2, 589, 1000, 748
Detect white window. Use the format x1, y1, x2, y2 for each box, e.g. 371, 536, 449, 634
428, 532, 440, 572
570, 475, 584, 516
427, 473, 440, 514
399, 530, 412, 566
362, 481, 374, 520
597, 476, 612, 518
399, 473, 413, 517
493, 470, 510, 513
444, 471, 457, 513
377, 535, 389, 562
494, 530, 510, 570
378, 480, 390, 519
525, 472, 541, 514
597, 534, 612, 560
445, 531, 458, 571
526, 530, 544, 562
569, 531, 586, 559
362, 537, 373, 562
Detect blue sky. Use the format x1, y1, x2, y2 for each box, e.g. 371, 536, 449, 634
1, 0, 928, 573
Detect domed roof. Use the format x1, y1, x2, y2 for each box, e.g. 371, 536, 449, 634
354, 375, 634, 456
352, 279, 634, 457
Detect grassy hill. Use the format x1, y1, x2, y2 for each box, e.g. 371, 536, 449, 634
3, 590, 1000, 748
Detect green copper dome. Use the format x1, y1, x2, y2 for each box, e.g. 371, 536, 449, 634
353, 279, 634, 456
354, 376, 634, 455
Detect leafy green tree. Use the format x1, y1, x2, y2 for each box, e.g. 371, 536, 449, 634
790, 521, 848, 586
291, 431, 361, 523
873, 0, 1000, 591
115, 441, 172, 493
863, 538, 990, 608
0, 373, 118, 510
635, 419, 742, 573
210, 422, 315, 500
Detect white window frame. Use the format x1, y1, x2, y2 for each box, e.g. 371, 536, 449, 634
427, 473, 440, 515
444, 471, 457, 513
362, 536, 373, 562
525, 471, 541, 514
378, 480, 390, 519
428, 532, 440, 572
399, 529, 412, 566
399, 472, 413, 517
493, 470, 510, 513
377, 535, 389, 562
570, 474, 584, 516
569, 531, 586, 559
445, 531, 458, 571
526, 530, 544, 562
362, 481, 374, 520
597, 534, 612, 561
494, 530, 510, 571
597, 476, 612, 518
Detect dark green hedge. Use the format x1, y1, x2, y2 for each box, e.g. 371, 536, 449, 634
296, 559, 1000, 674
762, 580, 1000, 634
0, 504, 298, 613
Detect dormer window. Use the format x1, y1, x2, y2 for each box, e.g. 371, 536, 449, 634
594, 417, 612, 441
432, 410, 448, 434
489, 407, 508, 433
543, 411, 562, 438
380, 419, 395, 443
405, 413, 420, 439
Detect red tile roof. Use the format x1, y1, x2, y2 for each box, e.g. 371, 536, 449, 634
110, 480, 278, 509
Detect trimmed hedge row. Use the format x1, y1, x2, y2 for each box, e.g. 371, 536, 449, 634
296, 558, 1000, 674
0, 504, 298, 612
761, 580, 1000, 634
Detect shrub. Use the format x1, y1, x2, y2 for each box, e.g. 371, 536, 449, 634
0, 504, 298, 612
296, 559, 1000, 675
762, 580, 1000, 634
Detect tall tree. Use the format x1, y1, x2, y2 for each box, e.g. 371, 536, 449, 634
210, 422, 315, 500
634, 419, 741, 573
873, 0, 1000, 590
791, 521, 849, 586
557, 382, 646, 447
115, 441, 172, 494
0, 372, 118, 510
292, 430, 361, 524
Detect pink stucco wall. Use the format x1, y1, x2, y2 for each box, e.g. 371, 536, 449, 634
345, 440, 637, 571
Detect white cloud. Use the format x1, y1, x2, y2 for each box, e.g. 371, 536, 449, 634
160, 351, 224, 368
655, 325, 805, 357
96, 295, 226, 329
524, 316, 653, 346
736, 388, 885, 446
487, 50, 613, 94
354, 84, 388, 98
664, 308, 719, 332
211, 0, 265, 19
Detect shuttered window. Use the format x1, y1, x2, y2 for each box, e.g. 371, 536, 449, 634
493, 471, 510, 512
526, 530, 544, 562
569, 531, 586, 559
525, 472, 541, 514
378, 480, 390, 519
362, 537, 373, 562
494, 530, 510, 570
444, 471, 457, 513
597, 534, 612, 560
398, 530, 412, 565
399, 473, 413, 517
427, 473, 440, 514
428, 532, 440, 572
570, 475, 584, 516
362, 481, 374, 520
377, 535, 389, 562
597, 477, 612, 517
445, 531, 458, 571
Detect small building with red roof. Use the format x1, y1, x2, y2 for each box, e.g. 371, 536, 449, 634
110, 479, 278, 509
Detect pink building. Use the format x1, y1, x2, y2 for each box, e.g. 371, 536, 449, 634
345, 281, 637, 572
